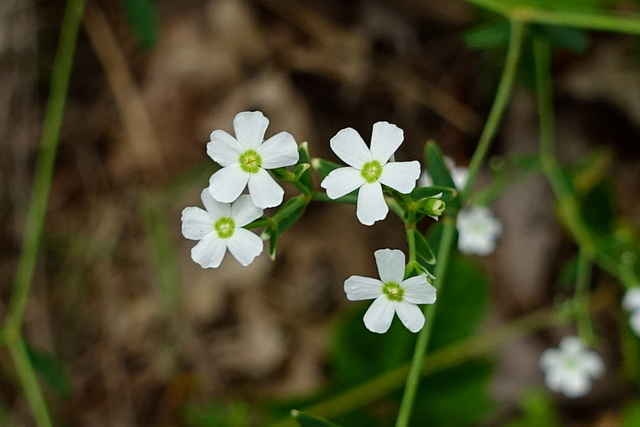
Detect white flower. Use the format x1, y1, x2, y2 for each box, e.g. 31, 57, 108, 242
456, 206, 502, 256
418, 156, 468, 190
622, 288, 640, 336
344, 249, 437, 333
540, 336, 604, 398
207, 111, 299, 209
623, 288, 640, 312
320, 122, 421, 226
181, 190, 264, 268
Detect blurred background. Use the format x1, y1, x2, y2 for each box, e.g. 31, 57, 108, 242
2, 0, 640, 425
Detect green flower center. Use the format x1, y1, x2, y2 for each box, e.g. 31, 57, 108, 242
563, 357, 579, 371
361, 160, 383, 183
382, 282, 405, 302
214, 217, 235, 239
239, 149, 262, 174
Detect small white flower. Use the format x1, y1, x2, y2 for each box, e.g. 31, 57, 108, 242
622, 288, 640, 336
344, 249, 437, 333
623, 288, 640, 313
182, 190, 264, 268
320, 122, 421, 226
540, 336, 604, 398
419, 156, 468, 190
456, 206, 502, 256
207, 111, 299, 209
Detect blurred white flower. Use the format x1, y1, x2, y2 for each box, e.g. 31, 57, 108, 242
540, 336, 604, 398
320, 122, 421, 226
344, 249, 436, 333
622, 288, 640, 336
207, 111, 299, 209
418, 156, 468, 190
456, 206, 502, 256
182, 190, 263, 268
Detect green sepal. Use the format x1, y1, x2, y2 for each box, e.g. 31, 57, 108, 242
271, 167, 296, 181
297, 142, 313, 189
412, 229, 436, 266
269, 231, 278, 260
410, 185, 457, 202
417, 197, 446, 219
312, 158, 342, 180
291, 410, 341, 427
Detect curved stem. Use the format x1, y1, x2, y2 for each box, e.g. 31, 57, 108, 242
2, 0, 86, 425
462, 0, 640, 35
395, 218, 457, 427
462, 19, 524, 202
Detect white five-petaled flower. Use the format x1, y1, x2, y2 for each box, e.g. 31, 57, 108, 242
181, 190, 264, 268
539, 336, 604, 398
419, 156, 469, 190
344, 249, 437, 334
207, 111, 299, 209
456, 206, 502, 256
622, 288, 640, 336
320, 122, 421, 226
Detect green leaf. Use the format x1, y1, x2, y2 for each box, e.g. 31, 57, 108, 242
623, 400, 640, 427
121, 0, 158, 50
412, 360, 494, 427
464, 21, 511, 50
312, 158, 342, 180
297, 142, 313, 190
579, 180, 614, 236
27, 344, 72, 398
429, 255, 488, 350
506, 389, 561, 427
292, 410, 341, 427
531, 25, 589, 53
424, 142, 461, 211
413, 229, 436, 266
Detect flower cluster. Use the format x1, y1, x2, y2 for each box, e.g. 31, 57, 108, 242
539, 336, 604, 398
623, 287, 640, 336
182, 111, 299, 267
181, 111, 478, 334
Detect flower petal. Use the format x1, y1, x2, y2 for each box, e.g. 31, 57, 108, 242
247, 168, 284, 208
356, 182, 388, 226
201, 188, 230, 219
330, 127, 371, 168
539, 348, 561, 370
374, 249, 405, 283
190, 233, 227, 268
560, 371, 591, 397
226, 228, 264, 266
181, 207, 213, 240
363, 295, 395, 334
560, 336, 585, 355
233, 111, 269, 150
230, 195, 263, 227
394, 301, 425, 333
623, 288, 640, 312
580, 352, 605, 377
344, 275, 384, 301
379, 161, 421, 194
369, 121, 404, 164
402, 275, 437, 304
207, 130, 243, 167
209, 164, 249, 203
258, 131, 299, 169
321, 167, 365, 199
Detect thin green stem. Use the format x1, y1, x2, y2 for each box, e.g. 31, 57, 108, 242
2, 0, 86, 426
268, 305, 560, 427
462, 19, 524, 202
462, 0, 640, 35
395, 218, 457, 427
575, 251, 594, 345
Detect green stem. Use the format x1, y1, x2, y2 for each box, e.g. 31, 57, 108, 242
575, 251, 594, 344
268, 305, 560, 427
462, 0, 640, 35
462, 19, 524, 202
395, 218, 457, 427
3, 0, 86, 425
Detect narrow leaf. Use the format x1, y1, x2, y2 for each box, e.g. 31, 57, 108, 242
27, 344, 72, 398
121, 0, 158, 50
292, 410, 341, 427
413, 229, 436, 266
